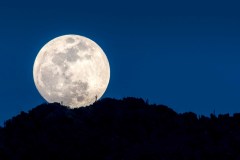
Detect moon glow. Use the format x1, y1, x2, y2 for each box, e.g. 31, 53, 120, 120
33, 35, 110, 108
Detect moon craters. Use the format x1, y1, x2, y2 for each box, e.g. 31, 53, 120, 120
67, 48, 81, 62
62, 80, 89, 105
77, 41, 89, 51
66, 37, 75, 43
40, 66, 59, 90
33, 34, 110, 108
74, 80, 88, 91
85, 54, 92, 60
52, 53, 65, 65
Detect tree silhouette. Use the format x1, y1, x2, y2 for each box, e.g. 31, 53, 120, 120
0, 97, 240, 159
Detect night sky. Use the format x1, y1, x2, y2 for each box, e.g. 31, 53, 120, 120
0, 1, 240, 124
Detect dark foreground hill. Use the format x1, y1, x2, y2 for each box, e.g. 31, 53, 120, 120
1, 97, 240, 160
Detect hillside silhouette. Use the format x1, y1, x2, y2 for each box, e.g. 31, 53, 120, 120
1, 97, 240, 159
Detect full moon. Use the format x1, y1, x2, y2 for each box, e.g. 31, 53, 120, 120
33, 34, 110, 108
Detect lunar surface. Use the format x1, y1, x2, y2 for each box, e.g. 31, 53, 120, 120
33, 35, 110, 108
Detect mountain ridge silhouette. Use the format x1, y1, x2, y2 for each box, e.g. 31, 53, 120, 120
0, 97, 240, 159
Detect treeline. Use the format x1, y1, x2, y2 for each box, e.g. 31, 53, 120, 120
0, 97, 240, 159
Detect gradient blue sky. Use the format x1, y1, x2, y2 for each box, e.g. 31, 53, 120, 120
0, 0, 240, 124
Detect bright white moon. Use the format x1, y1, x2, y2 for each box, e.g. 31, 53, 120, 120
33, 34, 110, 108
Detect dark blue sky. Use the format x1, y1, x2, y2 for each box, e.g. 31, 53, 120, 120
0, 0, 240, 124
